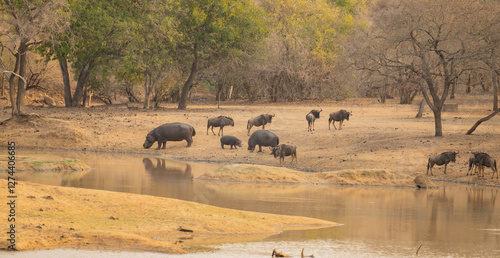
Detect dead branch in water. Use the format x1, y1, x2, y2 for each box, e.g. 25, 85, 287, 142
416, 244, 423, 255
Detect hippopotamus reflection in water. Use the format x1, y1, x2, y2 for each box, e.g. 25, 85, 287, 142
142, 158, 192, 180
143, 122, 196, 150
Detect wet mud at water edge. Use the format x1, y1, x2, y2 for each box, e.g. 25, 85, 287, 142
12, 150, 500, 257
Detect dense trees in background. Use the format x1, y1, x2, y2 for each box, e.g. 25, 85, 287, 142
0, 0, 66, 115
1, 0, 500, 135
1, 0, 365, 111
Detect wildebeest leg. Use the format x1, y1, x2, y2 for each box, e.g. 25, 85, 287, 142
426, 160, 433, 176
211, 126, 216, 135
247, 128, 251, 136
339, 121, 343, 130
443, 164, 447, 174
218, 127, 223, 136
333, 121, 338, 130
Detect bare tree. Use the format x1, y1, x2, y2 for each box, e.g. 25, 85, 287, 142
353, 0, 484, 136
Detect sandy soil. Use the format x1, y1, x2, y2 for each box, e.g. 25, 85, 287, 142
1, 95, 500, 253
0, 179, 336, 253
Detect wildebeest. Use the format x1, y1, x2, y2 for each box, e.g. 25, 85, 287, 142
143, 123, 196, 149
270, 144, 297, 166
306, 109, 322, 132
247, 113, 275, 136
426, 151, 457, 176
207, 116, 234, 136
328, 109, 351, 130
467, 155, 479, 176
248, 129, 279, 152
220, 135, 242, 149
468, 152, 498, 179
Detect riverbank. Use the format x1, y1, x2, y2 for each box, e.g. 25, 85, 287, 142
0, 179, 337, 253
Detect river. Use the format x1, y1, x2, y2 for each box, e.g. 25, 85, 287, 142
7, 150, 500, 257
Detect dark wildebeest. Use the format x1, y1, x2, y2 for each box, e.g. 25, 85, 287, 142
467, 155, 479, 176
328, 109, 351, 130
247, 130, 279, 152
143, 123, 196, 149
207, 116, 234, 136
247, 113, 275, 136
468, 152, 498, 179
220, 135, 242, 149
426, 151, 457, 176
306, 109, 322, 132
270, 144, 297, 166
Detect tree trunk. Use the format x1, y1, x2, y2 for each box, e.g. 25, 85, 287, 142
144, 70, 150, 109
415, 99, 426, 118
178, 55, 198, 110
72, 63, 92, 107
59, 59, 73, 107
450, 80, 456, 100
433, 109, 443, 137
493, 70, 498, 111
466, 74, 471, 94
15, 40, 28, 115
466, 108, 500, 135
9, 73, 17, 116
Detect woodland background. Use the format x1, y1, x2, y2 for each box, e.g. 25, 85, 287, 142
1, 0, 500, 136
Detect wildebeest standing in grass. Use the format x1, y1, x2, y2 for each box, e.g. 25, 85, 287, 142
143, 123, 196, 150
207, 116, 234, 136
306, 109, 322, 132
270, 144, 297, 166
426, 151, 457, 176
247, 113, 275, 136
468, 152, 498, 179
328, 109, 351, 130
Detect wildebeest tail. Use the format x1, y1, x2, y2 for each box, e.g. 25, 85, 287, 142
247, 120, 251, 130
468, 157, 473, 171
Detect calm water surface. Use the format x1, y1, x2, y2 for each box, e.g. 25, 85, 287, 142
11, 150, 500, 257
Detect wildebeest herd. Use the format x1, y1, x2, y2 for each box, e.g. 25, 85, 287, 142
142, 108, 498, 179
427, 151, 498, 179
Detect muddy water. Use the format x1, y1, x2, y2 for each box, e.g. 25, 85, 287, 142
14, 150, 500, 257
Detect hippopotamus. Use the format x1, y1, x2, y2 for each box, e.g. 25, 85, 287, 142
247, 130, 279, 152
143, 123, 196, 149
220, 135, 242, 149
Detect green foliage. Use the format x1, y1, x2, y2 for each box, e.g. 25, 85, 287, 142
175, 0, 267, 62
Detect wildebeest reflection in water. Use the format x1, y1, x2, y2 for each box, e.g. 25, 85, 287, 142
142, 158, 192, 181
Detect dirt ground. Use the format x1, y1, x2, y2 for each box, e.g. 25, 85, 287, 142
1, 94, 500, 253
